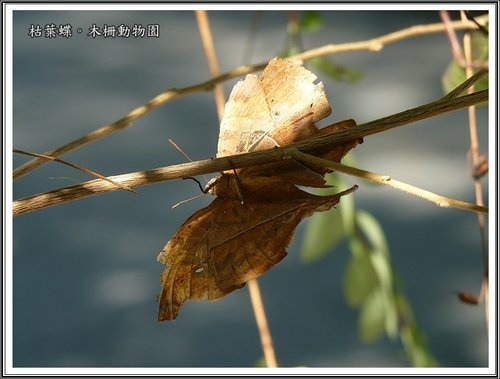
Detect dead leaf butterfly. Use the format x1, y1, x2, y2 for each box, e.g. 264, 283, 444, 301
157, 57, 359, 320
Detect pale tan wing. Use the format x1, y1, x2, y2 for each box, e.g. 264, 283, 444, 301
258, 57, 331, 139
259, 58, 332, 146
217, 74, 276, 157
217, 57, 332, 157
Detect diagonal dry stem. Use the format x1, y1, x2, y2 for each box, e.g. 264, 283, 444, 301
12, 86, 488, 217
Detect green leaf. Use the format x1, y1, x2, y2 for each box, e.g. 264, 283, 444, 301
300, 207, 344, 263
298, 11, 324, 33
343, 248, 379, 307
300, 172, 358, 263
358, 288, 386, 342
356, 210, 389, 255
381, 289, 399, 340
309, 56, 363, 83
346, 233, 366, 259
370, 249, 392, 290
369, 250, 398, 339
324, 173, 356, 235
339, 189, 356, 236
470, 29, 488, 60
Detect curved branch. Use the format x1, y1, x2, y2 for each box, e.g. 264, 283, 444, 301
295, 14, 488, 61
293, 150, 488, 214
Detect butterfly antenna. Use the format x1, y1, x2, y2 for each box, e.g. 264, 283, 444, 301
171, 193, 205, 209
183, 177, 208, 194
168, 138, 195, 162
169, 138, 212, 185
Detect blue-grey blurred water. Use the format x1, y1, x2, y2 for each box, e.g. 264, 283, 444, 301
12, 9, 490, 369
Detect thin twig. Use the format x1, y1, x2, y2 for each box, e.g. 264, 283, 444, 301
12, 144, 488, 217
462, 20, 489, 331
196, 10, 226, 119
293, 14, 488, 62
247, 279, 278, 367
13, 149, 136, 193
12, 87, 488, 217
440, 11, 466, 67
292, 151, 487, 214
13, 14, 488, 181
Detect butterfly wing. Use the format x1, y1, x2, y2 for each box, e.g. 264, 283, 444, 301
217, 74, 276, 157
157, 177, 356, 321
217, 57, 331, 157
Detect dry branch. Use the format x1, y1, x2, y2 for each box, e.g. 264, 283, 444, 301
13, 88, 488, 216
295, 14, 488, 61
294, 151, 488, 214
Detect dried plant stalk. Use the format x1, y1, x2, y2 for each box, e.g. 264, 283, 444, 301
13, 87, 488, 217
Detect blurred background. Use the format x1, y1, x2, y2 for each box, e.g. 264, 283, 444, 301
12, 9, 490, 369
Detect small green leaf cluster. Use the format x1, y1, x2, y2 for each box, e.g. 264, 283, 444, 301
301, 157, 439, 367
